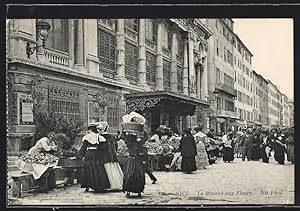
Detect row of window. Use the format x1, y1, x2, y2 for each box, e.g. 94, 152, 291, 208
237, 91, 253, 106
238, 108, 253, 121
215, 67, 234, 88
215, 19, 252, 65
216, 97, 235, 112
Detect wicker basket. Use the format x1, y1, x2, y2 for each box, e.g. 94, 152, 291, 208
121, 122, 144, 133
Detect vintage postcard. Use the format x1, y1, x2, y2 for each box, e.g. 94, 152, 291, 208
6, 16, 294, 206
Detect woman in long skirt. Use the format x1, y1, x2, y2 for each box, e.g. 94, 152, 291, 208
179, 128, 197, 173
78, 122, 110, 192
122, 133, 147, 198
222, 129, 234, 162
97, 122, 124, 190
192, 126, 209, 170
251, 131, 262, 161
273, 132, 286, 165
286, 128, 294, 164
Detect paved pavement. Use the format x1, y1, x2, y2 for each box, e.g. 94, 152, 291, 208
8, 157, 294, 206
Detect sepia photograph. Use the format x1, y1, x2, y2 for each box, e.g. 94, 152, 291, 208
6, 17, 294, 206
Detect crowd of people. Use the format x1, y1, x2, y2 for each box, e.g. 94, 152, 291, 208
16, 110, 294, 199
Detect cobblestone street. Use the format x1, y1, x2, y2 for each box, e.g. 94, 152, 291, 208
9, 157, 294, 206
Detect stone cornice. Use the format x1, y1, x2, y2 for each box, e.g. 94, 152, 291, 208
8, 56, 144, 93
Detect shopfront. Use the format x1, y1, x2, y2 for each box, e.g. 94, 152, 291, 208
125, 91, 210, 134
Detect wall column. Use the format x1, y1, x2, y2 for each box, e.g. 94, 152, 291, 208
196, 67, 201, 99
115, 19, 129, 84
85, 19, 102, 77
188, 32, 196, 98
155, 21, 164, 90
201, 46, 208, 101
74, 19, 85, 71
183, 39, 189, 95
138, 19, 150, 90
170, 31, 178, 93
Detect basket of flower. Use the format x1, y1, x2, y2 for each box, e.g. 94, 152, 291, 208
121, 122, 144, 134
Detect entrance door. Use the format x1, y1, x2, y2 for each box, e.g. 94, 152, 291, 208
151, 107, 161, 133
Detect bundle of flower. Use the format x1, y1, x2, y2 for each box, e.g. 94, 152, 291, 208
166, 136, 181, 150
144, 141, 160, 154
20, 152, 59, 165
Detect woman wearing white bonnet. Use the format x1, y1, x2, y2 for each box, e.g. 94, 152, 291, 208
97, 121, 124, 190
77, 121, 110, 192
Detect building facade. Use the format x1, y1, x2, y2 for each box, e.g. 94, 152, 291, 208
267, 80, 282, 128
282, 94, 289, 127
7, 19, 212, 152
233, 34, 255, 129
252, 70, 269, 128
288, 100, 294, 127
207, 19, 238, 135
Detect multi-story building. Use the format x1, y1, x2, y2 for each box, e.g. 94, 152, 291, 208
233, 34, 254, 129
252, 70, 269, 128
7, 18, 212, 152
207, 19, 238, 135
288, 99, 294, 127
267, 80, 282, 128
282, 94, 289, 127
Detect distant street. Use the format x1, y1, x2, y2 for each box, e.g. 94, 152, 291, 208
10, 156, 294, 206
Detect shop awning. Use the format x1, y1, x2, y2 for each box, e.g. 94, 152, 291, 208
125, 90, 210, 116
216, 117, 226, 123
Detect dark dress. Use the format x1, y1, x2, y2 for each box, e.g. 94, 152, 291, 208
273, 135, 286, 165
222, 134, 234, 162
122, 135, 146, 194
261, 135, 270, 163
78, 136, 110, 191
179, 135, 197, 173
251, 133, 262, 161
286, 135, 294, 163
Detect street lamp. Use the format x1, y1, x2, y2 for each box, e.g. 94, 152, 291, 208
26, 19, 51, 59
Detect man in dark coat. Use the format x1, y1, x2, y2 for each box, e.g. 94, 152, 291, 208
179, 128, 197, 173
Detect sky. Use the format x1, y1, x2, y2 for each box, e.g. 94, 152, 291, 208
232, 19, 294, 100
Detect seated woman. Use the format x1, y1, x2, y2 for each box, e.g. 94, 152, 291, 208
16, 132, 59, 191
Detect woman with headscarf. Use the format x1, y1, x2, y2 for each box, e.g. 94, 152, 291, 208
179, 128, 197, 173
222, 129, 234, 163
286, 127, 294, 164
97, 121, 124, 190
77, 122, 110, 192
192, 126, 209, 170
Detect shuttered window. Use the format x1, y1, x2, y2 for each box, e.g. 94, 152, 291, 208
125, 42, 138, 84
163, 60, 171, 90
177, 65, 183, 93
146, 51, 156, 87
98, 29, 116, 79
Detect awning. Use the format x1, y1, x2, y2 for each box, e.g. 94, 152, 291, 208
125, 90, 210, 116
235, 120, 247, 125
216, 117, 226, 123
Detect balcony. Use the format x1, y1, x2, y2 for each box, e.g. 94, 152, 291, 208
215, 83, 237, 97
44, 49, 70, 67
